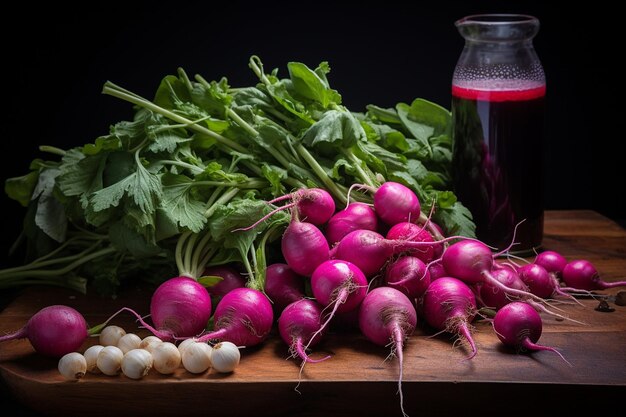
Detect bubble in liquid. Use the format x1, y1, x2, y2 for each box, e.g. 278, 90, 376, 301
453, 63, 545, 91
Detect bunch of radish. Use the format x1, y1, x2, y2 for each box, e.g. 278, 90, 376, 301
4, 182, 623, 417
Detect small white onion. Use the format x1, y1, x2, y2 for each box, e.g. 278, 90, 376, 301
152, 342, 181, 375
210, 342, 240, 373
177, 338, 197, 356
97, 345, 124, 376
58, 352, 87, 380
117, 333, 142, 354
99, 325, 126, 346
83, 345, 104, 374
121, 349, 153, 380
181, 342, 212, 374
140, 336, 163, 353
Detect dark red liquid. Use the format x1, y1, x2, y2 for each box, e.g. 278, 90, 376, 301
451, 84, 546, 253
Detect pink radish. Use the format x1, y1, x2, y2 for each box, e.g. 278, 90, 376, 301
479, 267, 528, 310
326, 202, 378, 245
535, 251, 567, 277
493, 302, 570, 365
334, 229, 455, 277
278, 299, 330, 363
0, 305, 88, 358
195, 288, 273, 346
281, 216, 329, 276
442, 240, 547, 305
202, 265, 246, 304
386, 222, 436, 262
428, 262, 447, 281
350, 181, 444, 242
238, 188, 335, 230
264, 263, 306, 311
562, 260, 626, 290
384, 256, 431, 298
121, 276, 212, 342
359, 287, 417, 417
422, 277, 478, 359
472, 263, 582, 322
0, 305, 121, 358
518, 264, 556, 299
307, 260, 368, 343
372, 181, 422, 225
270, 188, 335, 225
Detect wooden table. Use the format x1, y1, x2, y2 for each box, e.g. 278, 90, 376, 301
1, 210, 625, 416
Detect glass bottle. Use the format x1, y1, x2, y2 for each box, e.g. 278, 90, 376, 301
451, 14, 546, 254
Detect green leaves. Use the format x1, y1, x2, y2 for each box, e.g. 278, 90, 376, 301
90, 155, 162, 214
161, 173, 207, 233
2, 55, 477, 297
288, 62, 342, 108
302, 110, 366, 149
5, 170, 39, 207
32, 168, 67, 243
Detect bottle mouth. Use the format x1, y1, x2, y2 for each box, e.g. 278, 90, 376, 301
456, 14, 540, 42
456, 14, 538, 26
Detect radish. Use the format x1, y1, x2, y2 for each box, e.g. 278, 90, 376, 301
442, 240, 547, 305
386, 222, 436, 262
429, 222, 446, 258
325, 202, 378, 245
307, 260, 368, 343
493, 302, 570, 365
237, 188, 336, 230
478, 266, 581, 322
202, 265, 246, 299
334, 229, 459, 277
428, 262, 447, 281
518, 264, 556, 299
281, 215, 329, 276
370, 181, 422, 225
349, 181, 444, 241
535, 251, 567, 277
120, 276, 212, 342
562, 259, 626, 290
479, 267, 528, 310
195, 288, 273, 347
422, 277, 478, 359
0, 305, 119, 358
359, 287, 417, 417
264, 263, 306, 310
384, 256, 431, 298
278, 299, 330, 363
516, 263, 581, 304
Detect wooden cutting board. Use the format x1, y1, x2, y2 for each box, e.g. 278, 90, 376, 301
1, 210, 625, 416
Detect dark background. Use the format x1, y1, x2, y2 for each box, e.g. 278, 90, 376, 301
0, 1, 624, 265
0, 1, 623, 414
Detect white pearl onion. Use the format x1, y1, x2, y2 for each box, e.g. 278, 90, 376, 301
58, 352, 87, 380
83, 345, 104, 374
99, 325, 126, 346
140, 336, 163, 353
181, 342, 212, 374
177, 338, 197, 356
121, 349, 153, 380
152, 342, 181, 374
117, 333, 142, 354
210, 342, 240, 373
97, 345, 124, 376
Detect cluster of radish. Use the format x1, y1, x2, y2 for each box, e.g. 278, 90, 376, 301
2, 181, 624, 417
248, 182, 623, 415
57, 324, 241, 380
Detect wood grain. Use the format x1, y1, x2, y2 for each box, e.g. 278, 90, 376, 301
1, 210, 625, 416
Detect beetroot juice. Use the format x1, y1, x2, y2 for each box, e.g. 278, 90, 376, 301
451, 82, 546, 252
